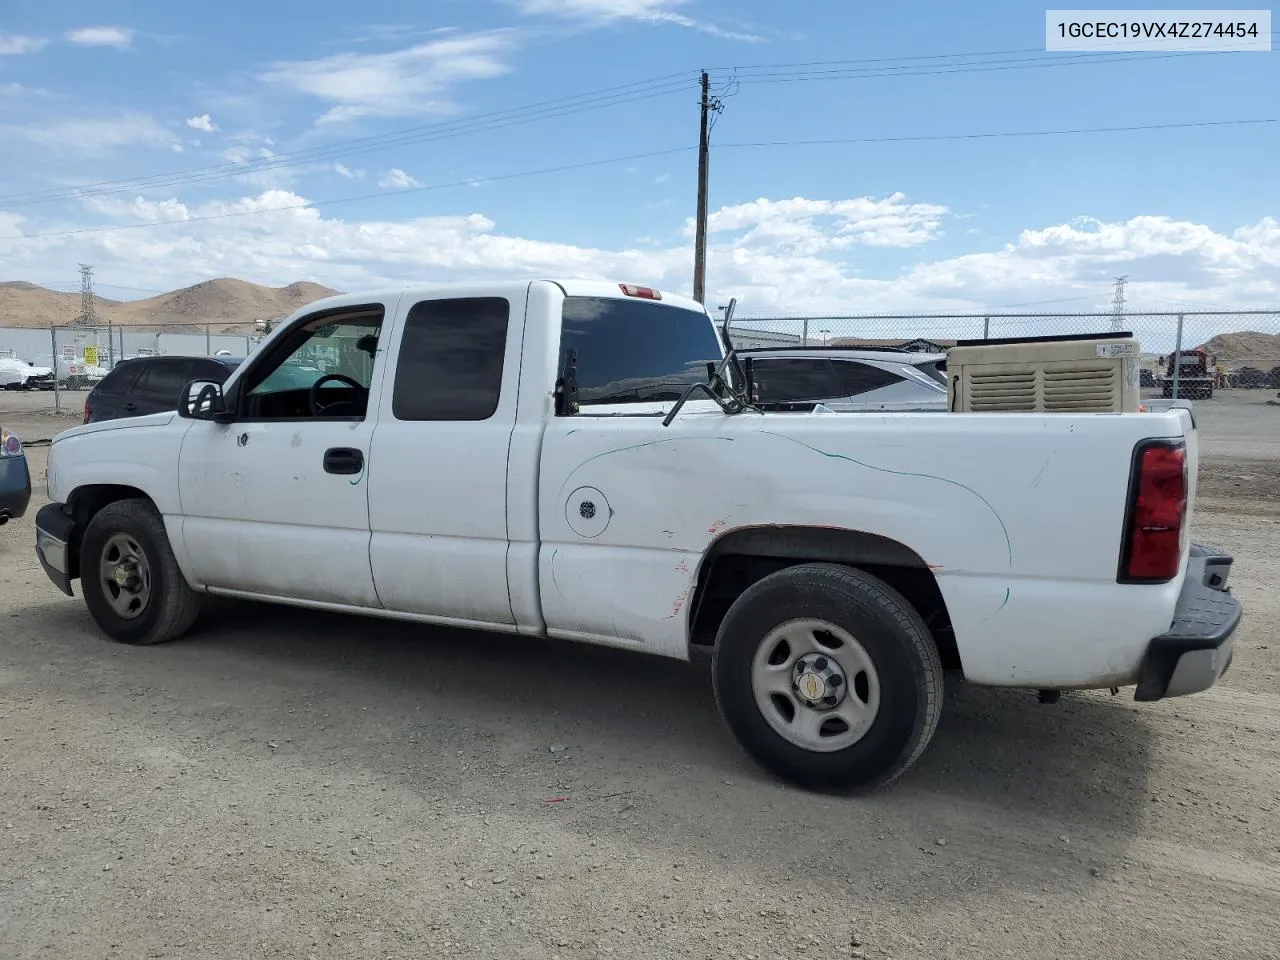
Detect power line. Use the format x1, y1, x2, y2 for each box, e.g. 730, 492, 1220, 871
0, 72, 699, 208
716, 116, 1280, 150
4, 44, 1261, 209
12, 146, 697, 241
730, 49, 1253, 85
8, 114, 1274, 244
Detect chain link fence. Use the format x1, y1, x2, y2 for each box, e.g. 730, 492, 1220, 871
4, 310, 1280, 413
0, 321, 268, 413
728, 309, 1280, 398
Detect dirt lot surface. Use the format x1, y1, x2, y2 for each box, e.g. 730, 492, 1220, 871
3, 391, 1279, 960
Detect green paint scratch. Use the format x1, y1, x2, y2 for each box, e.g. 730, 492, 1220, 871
756, 430, 1013, 568
999, 587, 1010, 610
558, 436, 735, 498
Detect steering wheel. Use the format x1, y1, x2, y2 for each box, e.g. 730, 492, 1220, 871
309, 373, 364, 417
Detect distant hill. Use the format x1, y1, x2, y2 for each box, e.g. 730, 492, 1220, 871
0, 277, 340, 333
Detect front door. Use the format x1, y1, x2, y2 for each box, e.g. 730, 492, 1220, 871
176, 298, 396, 608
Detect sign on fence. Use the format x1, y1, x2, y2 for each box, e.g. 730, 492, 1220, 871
83, 346, 98, 366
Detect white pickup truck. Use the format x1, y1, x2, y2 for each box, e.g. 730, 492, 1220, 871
33, 279, 1242, 790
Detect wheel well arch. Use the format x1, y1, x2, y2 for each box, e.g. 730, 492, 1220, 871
687, 525, 960, 670
63, 484, 155, 579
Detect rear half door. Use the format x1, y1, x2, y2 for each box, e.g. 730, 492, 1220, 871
366, 283, 528, 628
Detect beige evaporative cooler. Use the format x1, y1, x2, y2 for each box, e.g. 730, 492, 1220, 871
946, 331, 1142, 413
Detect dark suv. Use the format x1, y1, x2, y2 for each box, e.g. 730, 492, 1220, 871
84, 355, 243, 424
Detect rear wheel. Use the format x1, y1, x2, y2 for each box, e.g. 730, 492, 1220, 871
80, 498, 201, 645
712, 563, 943, 791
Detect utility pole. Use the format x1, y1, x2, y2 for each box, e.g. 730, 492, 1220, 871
1110, 275, 1128, 332
693, 71, 723, 305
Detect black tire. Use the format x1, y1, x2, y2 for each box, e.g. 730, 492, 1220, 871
711, 563, 944, 791
80, 498, 201, 645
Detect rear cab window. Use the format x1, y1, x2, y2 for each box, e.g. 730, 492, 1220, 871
558, 296, 722, 407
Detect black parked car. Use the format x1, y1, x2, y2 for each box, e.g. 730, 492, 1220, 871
84, 355, 243, 424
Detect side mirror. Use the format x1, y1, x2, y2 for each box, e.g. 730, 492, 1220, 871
178, 379, 230, 421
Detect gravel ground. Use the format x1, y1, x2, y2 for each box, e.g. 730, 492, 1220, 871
2, 393, 1279, 960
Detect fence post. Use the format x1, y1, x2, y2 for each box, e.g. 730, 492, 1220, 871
50, 325, 60, 415
982, 316, 990, 340
1171, 313, 1185, 400
802, 319, 809, 346
206, 322, 211, 356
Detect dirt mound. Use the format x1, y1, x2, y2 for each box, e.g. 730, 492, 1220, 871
1196, 331, 1280, 363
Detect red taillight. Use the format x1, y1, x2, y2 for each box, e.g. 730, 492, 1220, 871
0, 428, 19, 456
619, 283, 661, 300
1121, 441, 1187, 581
83, 400, 91, 424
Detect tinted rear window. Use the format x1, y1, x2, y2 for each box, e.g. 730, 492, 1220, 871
97, 362, 143, 394
833, 361, 905, 396
752, 358, 843, 402
133, 360, 192, 404
559, 297, 721, 405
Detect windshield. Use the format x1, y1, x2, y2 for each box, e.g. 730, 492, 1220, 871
559, 296, 723, 406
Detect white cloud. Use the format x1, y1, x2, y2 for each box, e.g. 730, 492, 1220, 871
64, 26, 135, 49
378, 168, 421, 189
333, 163, 366, 179
185, 114, 218, 133
3, 191, 1279, 353
0, 34, 47, 55
260, 31, 516, 124
3, 113, 178, 155
695, 194, 949, 252
511, 0, 765, 40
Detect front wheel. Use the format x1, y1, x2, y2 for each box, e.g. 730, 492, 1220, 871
712, 563, 944, 791
80, 498, 202, 645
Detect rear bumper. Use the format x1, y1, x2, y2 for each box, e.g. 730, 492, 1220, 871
0, 456, 32, 523
34, 502, 76, 597
1134, 544, 1241, 701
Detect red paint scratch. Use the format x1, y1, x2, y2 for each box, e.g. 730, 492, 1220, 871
674, 559, 690, 573
706, 518, 728, 536
667, 590, 690, 619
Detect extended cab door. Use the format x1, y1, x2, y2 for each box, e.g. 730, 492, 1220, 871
366, 285, 527, 627
176, 297, 397, 607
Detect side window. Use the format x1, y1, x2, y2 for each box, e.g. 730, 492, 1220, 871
832, 361, 905, 397
752, 358, 843, 403
102, 362, 142, 394
392, 298, 509, 421
134, 360, 193, 406
239, 306, 384, 420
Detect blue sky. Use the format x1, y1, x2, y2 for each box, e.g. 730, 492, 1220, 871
0, 0, 1277, 318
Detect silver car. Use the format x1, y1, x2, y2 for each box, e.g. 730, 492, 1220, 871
742, 347, 949, 412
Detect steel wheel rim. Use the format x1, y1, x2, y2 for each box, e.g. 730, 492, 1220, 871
99, 533, 152, 620
750, 618, 881, 753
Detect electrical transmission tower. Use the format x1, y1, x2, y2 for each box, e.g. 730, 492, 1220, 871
79, 264, 97, 324
1110, 276, 1128, 331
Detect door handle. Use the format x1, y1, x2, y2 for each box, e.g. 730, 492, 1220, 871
323, 447, 364, 475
